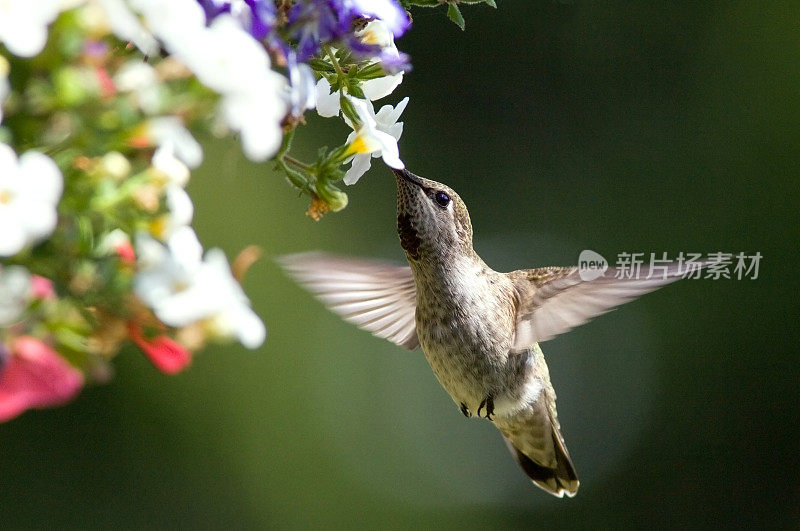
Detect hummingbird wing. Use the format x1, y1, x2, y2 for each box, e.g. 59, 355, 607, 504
509, 263, 694, 351
277, 252, 419, 350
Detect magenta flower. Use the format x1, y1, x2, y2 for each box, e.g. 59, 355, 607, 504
128, 322, 192, 375
0, 337, 84, 422
30, 275, 55, 300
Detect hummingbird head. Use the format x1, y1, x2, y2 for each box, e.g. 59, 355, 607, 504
393, 168, 474, 264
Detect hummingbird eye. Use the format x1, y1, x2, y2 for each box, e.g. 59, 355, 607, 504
434, 191, 451, 208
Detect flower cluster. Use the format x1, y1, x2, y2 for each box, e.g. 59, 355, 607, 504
0, 0, 494, 421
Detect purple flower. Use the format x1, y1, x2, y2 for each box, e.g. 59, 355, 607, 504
196, 0, 277, 40
195, 0, 411, 69
287, 0, 352, 59
350, 0, 410, 38
243, 0, 278, 40
287, 0, 410, 61
197, 0, 231, 22
286, 52, 317, 115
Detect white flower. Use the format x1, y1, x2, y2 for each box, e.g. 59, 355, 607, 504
0, 0, 63, 58
145, 116, 203, 169
357, 20, 404, 101
147, 143, 193, 240
315, 78, 341, 118
129, 0, 206, 54
287, 57, 317, 116
93, 0, 158, 57
103, 4, 287, 162
361, 73, 403, 102
181, 15, 287, 161
171, 15, 266, 95
151, 142, 190, 187
0, 265, 31, 326
140, 12, 288, 162
314, 22, 404, 121
113, 60, 163, 114
220, 83, 286, 161
0, 143, 63, 256
343, 97, 407, 185
134, 227, 266, 348
157, 184, 193, 239
350, 0, 409, 38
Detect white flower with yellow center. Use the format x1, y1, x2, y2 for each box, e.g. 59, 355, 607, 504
357, 20, 404, 101
343, 96, 407, 185
0, 143, 63, 257
314, 20, 404, 121
147, 143, 193, 241
93, 1, 287, 162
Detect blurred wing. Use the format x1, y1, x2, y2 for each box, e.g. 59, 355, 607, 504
510, 264, 695, 351
278, 252, 419, 350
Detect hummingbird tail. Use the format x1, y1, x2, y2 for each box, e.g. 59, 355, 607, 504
501, 430, 579, 498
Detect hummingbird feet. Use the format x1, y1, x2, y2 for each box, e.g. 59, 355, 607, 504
460, 402, 472, 418
477, 395, 495, 421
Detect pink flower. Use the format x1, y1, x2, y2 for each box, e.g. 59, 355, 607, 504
115, 241, 136, 264
30, 275, 55, 299
0, 337, 84, 422
128, 322, 191, 375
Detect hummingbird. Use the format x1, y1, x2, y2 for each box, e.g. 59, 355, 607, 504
279, 168, 697, 498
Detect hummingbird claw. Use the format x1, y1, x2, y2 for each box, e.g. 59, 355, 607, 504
477, 396, 495, 421
460, 402, 471, 418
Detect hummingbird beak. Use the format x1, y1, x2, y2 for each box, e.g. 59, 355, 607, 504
392, 168, 428, 190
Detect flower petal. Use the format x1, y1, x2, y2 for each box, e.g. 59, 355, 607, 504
0, 265, 31, 325
351, 0, 410, 38
0, 337, 83, 422
362, 73, 403, 101
315, 78, 341, 118
344, 154, 372, 185
17, 151, 63, 204
0, 208, 27, 257
373, 130, 403, 169
128, 322, 192, 375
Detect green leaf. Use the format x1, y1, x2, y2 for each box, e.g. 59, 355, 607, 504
347, 82, 366, 100
401, 0, 440, 7
485, 0, 497, 8
447, 3, 466, 31
339, 95, 360, 125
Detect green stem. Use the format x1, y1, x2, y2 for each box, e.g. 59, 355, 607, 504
324, 44, 345, 80
276, 127, 296, 159
283, 155, 312, 172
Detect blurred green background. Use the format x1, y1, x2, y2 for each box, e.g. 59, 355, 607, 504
2, 2, 798, 528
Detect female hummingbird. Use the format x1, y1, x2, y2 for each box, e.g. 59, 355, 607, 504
280, 169, 693, 497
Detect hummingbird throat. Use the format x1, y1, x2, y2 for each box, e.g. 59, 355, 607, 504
397, 213, 421, 260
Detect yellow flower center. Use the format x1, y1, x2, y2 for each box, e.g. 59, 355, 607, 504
345, 131, 379, 156
171, 280, 190, 294
0, 189, 13, 205
360, 30, 380, 45
148, 216, 168, 239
